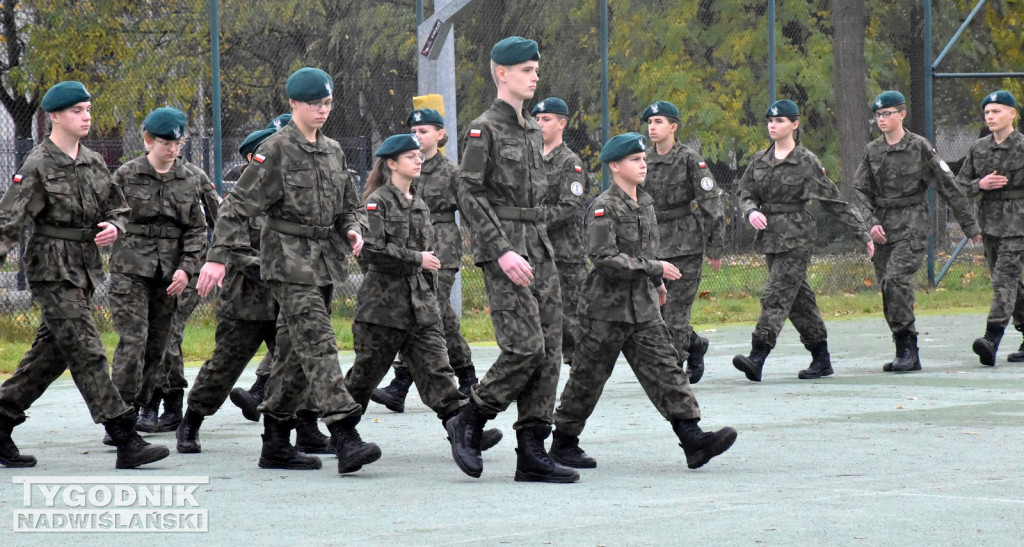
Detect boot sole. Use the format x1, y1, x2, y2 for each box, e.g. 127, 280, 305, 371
116, 446, 171, 469
892, 362, 922, 373
1007, 354, 1024, 363
513, 469, 581, 483
369, 389, 405, 413
135, 422, 159, 434
229, 388, 262, 422
337, 445, 382, 474
550, 452, 597, 469
155, 420, 182, 433
445, 420, 483, 478
684, 427, 738, 469
798, 368, 834, 379
687, 365, 705, 385
732, 356, 762, 382
0, 456, 38, 468
296, 442, 335, 455
176, 442, 201, 454
258, 456, 323, 470
973, 340, 996, 366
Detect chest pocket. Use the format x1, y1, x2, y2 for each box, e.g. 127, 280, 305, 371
285, 164, 314, 188
666, 165, 694, 206
616, 215, 640, 255
499, 139, 524, 163
42, 172, 76, 223
123, 178, 158, 218
898, 156, 922, 179
384, 217, 410, 244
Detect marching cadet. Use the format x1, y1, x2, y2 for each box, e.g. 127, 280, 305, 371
641, 100, 725, 384
956, 90, 1024, 366
371, 108, 479, 412
732, 100, 873, 382
446, 37, 578, 483
550, 133, 737, 470
0, 81, 168, 469
852, 91, 980, 372
531, 97, 592, 367
197, 67, 380, 474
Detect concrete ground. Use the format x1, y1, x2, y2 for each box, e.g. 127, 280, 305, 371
1, 312, 1022, 545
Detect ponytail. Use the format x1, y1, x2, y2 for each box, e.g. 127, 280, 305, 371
363, 157, 392, 200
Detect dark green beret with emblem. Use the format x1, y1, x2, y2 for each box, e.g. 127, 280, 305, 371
286, 67, 333, 102
600, 132, 647, 163
239, 128, 276, 159
143, 107, 187, 140
872, 91, 906, 112
765, 99, 799, 118
982, 90, 1018, 109
407, 108, 444, 128
491, 36, 540, 66
531, 97, 569, 116
266, 114, 292, 131
41, 81, 92, 112
375, 134, 421, 158
640, 100, 680, 122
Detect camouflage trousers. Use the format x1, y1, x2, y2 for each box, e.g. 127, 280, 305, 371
259, 283, 361, 426
255, 350, 273, 377
475, 258, 562, 429
556, 261, 588, 364
0, 281, 132, 424
154, 285, 203, 393
872, 238, 926, 335
109, 272, 177, 406
554, 317, 700, 438
347, 320, 466, 420
186, 315, 277, 416
661, 254, 704, 363
396, 268, 473, 373
754, 250, 827, 348
982, 235, 1024, 328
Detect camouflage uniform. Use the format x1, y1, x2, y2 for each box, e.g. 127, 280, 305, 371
738, 144, 870, 348
459, 98, 563, 429
540, 142, 592, 363
554, 185, 700, 437
207, 122, 363, 426
108, 155, 208, 406
643, 142, 725, 362
852, 131, 979, 335
0, 139, 134, 424
345, 182, 466, 419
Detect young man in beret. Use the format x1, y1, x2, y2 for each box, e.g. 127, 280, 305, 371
641, 100, 725, 384
532, 97, 592, 367
956, 90, 1024, 366
852, 91, 979, 372
447, 36, 579, 483
550, 132, 736, 471
197, 67, 380, 474
0, 81, 169, 469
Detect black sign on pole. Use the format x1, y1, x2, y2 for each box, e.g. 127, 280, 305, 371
421, 19, 444, 56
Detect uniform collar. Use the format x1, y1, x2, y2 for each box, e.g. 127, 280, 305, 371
420, 152, 443, 174
42, 139, 77, 167
609, 183, 649, 210
645, 141, 681, 165
280, 122, 326, 154
543, 142, 569, 162
383, 180, 413, 209
492, 98, 531, 128
760, 143, 802, 166
992, 130, 1024, 149
133, 153, 190, 180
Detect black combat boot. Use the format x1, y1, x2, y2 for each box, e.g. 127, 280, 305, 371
155, 388, 184, 432
369, 367, 413, 413
104, 413, 170, 469
672, 418, 737, 469
514, 425, 580, 483
135, 392, 162, 433
444, 399, 489, 478
732, 336, 771, 382
327, 416, 382, 474
549, 429, 597, 469
443, 409, 503, 452
972, 323, 1005, 366
891, 332, 922, 372
453, 365, 478, 397
798, 341, 834, 379
1008, 332, 1024, 363
258, 416, 322, 470
230, 375, 267, 422
686, 332, 710, 384
176, 409, 204, 454
0, 415, 36, 468
294, 410, 333, 454
882, 334, 902, 372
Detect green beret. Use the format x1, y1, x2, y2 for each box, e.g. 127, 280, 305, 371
265, 114, 292, 130
491, 36, 540, 66
239, 128, 276, 159
872, 91, 906, 112
286, 67, 334, 102
982, 90, 1018, 109
766, 99, 800, 118
531, 97, 569, 116
600, 132, 648, 163
407, 108, 444, 128
375, 134, 421, 158
143, 107, 187, 140
640, 101, 680, 122
41, 81, 91, 112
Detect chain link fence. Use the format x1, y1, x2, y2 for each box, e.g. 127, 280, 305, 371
2, 0, 1020, 334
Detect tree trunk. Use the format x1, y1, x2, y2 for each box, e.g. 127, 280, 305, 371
832, 0, 868, 199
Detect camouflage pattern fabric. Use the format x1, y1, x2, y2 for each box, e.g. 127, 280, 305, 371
414, 151, 463, 269
555, 261, 587, 362
754, 250, 827, 348
870, 239, 926, 334
186, 315, 277, 416
981, 235, 1024, 328
540, 142, 591, 263
109, 272, 177, 405
435, 268, 473, 370
156, 286, 201, 393
662, 254, 704, 362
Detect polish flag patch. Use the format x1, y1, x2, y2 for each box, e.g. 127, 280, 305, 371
574, 165, 583, 173
594, 208, 605, 217
12, 174, 23, 183
698, 161, 707, 169
469, 129, 482, 138
931, 148, 939, 155
821, 166, 827, 175
366, 203, 378, 211
253, 153, 266, 164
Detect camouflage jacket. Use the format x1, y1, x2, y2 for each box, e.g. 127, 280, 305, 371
0, 139, 129, 290
852, 131, 979, 243
739, 144, 870, 254
218, 214, 276, 321
643, 141, 726, 259
109, 155, 208, 280
459, 99, 554, 265
208, 123, 362, 287
579, 184, 664, 324
956, 130, 1024, 237
354, 182, 440, 329
413, 151, 462, 270
540, 142, 591, 263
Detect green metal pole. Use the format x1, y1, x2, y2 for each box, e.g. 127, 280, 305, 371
416, 0, 423, 26
768, 0, 776, 103
601, 0, 610, 190
924, 0, 935, 284
210, 0, 223, 193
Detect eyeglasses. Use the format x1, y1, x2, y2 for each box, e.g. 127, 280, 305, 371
154, 138, 187, 150
306, 99, 334, 111
398, 152, 425, 162
874, 110, 901, 119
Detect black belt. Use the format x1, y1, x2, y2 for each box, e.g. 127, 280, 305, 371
655, 208, 694, 222
759, 202, 805, 214
986, 188, 1024, 201
873, 194, 925, 208
431, 211, 456, 223
33, 224, 100, 242
265, 217, 332, 239
493, 206, 541, 222
124, 223, 183, 239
